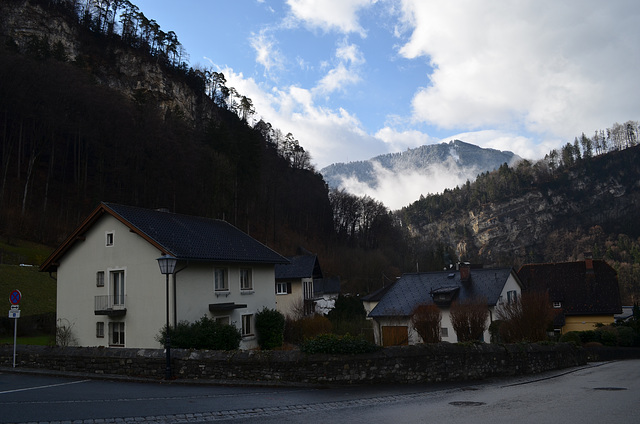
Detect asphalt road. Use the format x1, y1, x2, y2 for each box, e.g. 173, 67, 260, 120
1, 360, 639, 423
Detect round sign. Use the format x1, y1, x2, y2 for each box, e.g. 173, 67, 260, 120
9, 290, 21, 305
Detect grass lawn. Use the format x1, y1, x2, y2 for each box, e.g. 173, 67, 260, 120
0, 335, 54, 346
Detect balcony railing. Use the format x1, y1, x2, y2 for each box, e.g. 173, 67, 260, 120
95, 295, 127, 316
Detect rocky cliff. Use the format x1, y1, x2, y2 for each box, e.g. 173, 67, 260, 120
0, 0, 212, 126
404, 145, 640, 267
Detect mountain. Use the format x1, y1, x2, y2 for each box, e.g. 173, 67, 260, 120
398, 143, 640, 302
321, 140, 520, 189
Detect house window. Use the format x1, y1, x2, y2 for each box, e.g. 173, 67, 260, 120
214, 268, 228, 291
96, 322, 104, 338
111, 270, 125, 306
303, 281, 313, 300
507, 290, 518, 304
553, 301, 562, 308
276, 282, 291, 295
110, 322, 125, 346
241, 314, 253, 336
96, 271, 104, 287
106, 232, 114, 246
440, 327, 449, 338
240, 268, 253, 291
215, 316, 230, 325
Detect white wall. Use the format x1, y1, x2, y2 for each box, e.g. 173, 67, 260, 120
175, 262, 276, 350
57, 214, 168, 349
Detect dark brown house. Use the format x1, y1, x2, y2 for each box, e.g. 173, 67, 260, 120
517, 256, 622, 334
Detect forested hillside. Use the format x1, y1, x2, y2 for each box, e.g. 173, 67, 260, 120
0, 0, 408, 293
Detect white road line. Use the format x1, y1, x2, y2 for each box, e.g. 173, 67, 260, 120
0, 379, 91, 394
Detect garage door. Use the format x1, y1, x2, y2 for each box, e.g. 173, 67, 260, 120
382, 326, 408, 346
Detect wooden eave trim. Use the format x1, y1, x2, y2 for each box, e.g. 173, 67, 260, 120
39, 204, 107, 272
39, 202, 174, 272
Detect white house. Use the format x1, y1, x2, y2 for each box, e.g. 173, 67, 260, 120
367, 265, 523, 346
274, 254, 323, 317
40, 202, 289, 350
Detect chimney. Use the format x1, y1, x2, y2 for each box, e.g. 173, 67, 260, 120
585, 252, 594, 275
460, 262, 471, 283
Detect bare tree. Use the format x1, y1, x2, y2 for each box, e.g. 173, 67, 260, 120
496, 291, 556, 342
411, 304, 441, 343
450, 297, 488, 342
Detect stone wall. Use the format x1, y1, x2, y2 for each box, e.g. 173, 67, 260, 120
0, 343, 588, 385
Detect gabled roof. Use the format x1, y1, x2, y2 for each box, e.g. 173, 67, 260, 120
41, 202, 288, 272
517, 260, 621, 316
275, 254, 323, 280
361, 281, 396, 302
368, 268, 518, 318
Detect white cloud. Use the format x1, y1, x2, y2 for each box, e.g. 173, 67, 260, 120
338, 159, 483, 210
249, 29, 285, 75
374, 127, 435, 152
397, 0, 640, 141
286, 0, 374, 36
314, 41, 365, 94
219, 66, 386, 169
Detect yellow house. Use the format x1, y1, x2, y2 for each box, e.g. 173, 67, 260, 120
517, 256, 622, 335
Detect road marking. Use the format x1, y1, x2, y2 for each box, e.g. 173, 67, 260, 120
0, 379, 91, 395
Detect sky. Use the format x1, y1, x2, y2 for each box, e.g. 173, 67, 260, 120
132, 0, 640, 208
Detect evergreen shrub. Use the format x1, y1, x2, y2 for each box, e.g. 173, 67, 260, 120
255, 308, 285, 350
156, 316, 241, 350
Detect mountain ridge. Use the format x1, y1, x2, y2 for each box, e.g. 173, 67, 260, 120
321, 139, 521, 190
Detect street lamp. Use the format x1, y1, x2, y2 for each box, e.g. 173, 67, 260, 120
157, 253, 177, 380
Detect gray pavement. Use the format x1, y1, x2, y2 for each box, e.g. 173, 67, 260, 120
1, 361, 639, 424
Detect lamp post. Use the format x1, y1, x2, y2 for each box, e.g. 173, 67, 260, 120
157, 254, 177, 380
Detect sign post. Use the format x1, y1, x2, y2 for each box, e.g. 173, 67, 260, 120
9, 290, 21, 368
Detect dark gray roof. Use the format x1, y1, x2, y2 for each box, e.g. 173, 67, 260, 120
275, 255, 323, 280
361, 281, 396, 302
105, 203, 288, 264
368, 268, 517, 318
314, 276, 341, 295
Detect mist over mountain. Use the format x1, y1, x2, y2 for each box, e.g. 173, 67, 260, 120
320, 140, 521, 209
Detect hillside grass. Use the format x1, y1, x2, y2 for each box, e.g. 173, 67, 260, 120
0, 238, 53, 267
0, 264, 57, 316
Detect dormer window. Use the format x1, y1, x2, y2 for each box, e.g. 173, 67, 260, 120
106, 232, 114, 247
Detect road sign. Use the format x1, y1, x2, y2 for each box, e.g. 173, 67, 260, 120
9, 289, 21, 305
8, 308, 20, 318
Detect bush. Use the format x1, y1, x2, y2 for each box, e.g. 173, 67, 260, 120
300, 333, 379, 354
496, 291, 556, 343
157, 316, 241, 350
450, 296, 488, 342
578, 330, 599, 344
255, 308, 285, 350
595, 326, 618, 346
559, 331, 582, 345
411, 304, 441, 343
284, 315, 332, 345
616, 325, 636, 347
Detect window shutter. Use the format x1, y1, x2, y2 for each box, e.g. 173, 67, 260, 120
287, 282, 292, 294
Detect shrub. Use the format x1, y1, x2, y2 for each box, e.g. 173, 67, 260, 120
450, 296, 489, 342
255, 308, 285, 350
300, 333, 379, 354
496, 291, 556, 343
616, 326, 636, 347
411, 304, 441, 343
559, 331, 582, 345
284, 315, 333, 344
595, 326, 618, 346
156, 316, 241, 350
327, 295, 368, 336
578, 330, 599, 344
